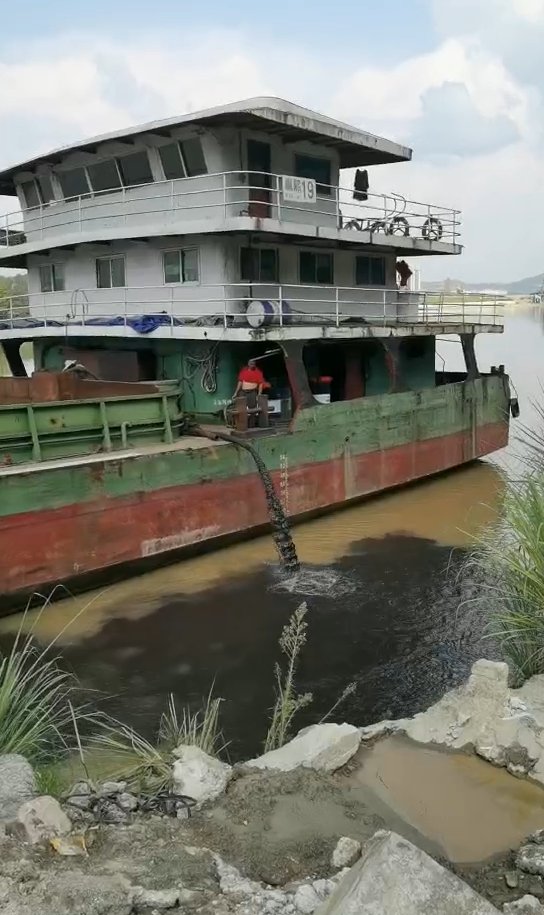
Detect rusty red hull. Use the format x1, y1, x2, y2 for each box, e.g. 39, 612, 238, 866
0, 420, 507, 608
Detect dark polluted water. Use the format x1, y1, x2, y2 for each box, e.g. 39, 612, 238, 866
0, 452, 508, 761
7, 529, 497, 762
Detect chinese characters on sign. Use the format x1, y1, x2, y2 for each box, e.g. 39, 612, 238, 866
281, 176, 316, 204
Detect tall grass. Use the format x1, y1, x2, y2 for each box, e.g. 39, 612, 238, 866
469, 478, 544, 681
87, 689, 226, 793
87, 717, 173, 794
264, 603, 313, 752
0, 624, 76, 762
263, 602, 358, 752
158, 688, 226, 756
467, 410, 544, 683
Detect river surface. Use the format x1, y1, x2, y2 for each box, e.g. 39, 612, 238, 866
1, 306, 542, 759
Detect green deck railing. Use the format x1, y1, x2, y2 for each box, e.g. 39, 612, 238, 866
0, 382, 183, 465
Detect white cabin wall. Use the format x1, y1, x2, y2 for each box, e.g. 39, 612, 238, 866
26, 235, 230, 321
26, 234, 399, 323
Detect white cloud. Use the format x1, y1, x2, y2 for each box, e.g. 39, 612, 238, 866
410, 82, 519, 157
0, 9, 542, 282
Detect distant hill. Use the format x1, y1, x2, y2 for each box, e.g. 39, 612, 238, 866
425, 274, 544, 295
505, 274, 544, 294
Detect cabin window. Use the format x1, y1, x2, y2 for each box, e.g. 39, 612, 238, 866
181, 138, 207, 176
37, 174, 55, 204
163, 248, 199, 284
158, 139, 207, 179
58, 167, 90, 199
21, 180, 41, 209
355, 255, 386, 286
88, 159, 122, 193
299, 251, 334, 285
117, 151, 154, 187
294, 154, 331, 196
39, 263, 65, 293
96, 255, 126, 288
240, 247, 278, 283
22, 176, 56, 208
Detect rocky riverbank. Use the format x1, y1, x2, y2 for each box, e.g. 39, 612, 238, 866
3, 660, 544, 914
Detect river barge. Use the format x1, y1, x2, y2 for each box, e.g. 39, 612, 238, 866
0, 98, 510, 606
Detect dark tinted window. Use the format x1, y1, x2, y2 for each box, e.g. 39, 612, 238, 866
96, 256, 126, 288
58, 167, 90, 199
39, 263, 65, 292
88, 159, 122, 192
300, 251, 333, 284
117, 151, 153, 186
158, 143, 185, 180
241, 247, 278, 282
355, 256, 386, 286
52, 264, 65, 291
295, 154, 331, 195
163, 249, 200, 283
39, 265, 52, 292
21, 180, 40, 208
180, 138, 207, 176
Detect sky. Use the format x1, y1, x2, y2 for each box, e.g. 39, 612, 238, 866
0, 0, 541, 283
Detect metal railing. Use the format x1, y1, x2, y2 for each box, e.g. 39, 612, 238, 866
0, 171, 461, 249
0, 284, 504, 332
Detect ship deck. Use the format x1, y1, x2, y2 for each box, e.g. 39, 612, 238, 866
0, 321, 504, 344
0, 433, 223, 476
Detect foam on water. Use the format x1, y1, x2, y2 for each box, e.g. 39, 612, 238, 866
270, 564, 357, 597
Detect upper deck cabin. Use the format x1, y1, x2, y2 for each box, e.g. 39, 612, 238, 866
0, 97, 459, 260
0, 98, 503, 342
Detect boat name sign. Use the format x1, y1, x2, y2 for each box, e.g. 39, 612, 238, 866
282, 175, 316, 204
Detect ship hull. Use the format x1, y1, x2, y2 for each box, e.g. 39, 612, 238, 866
0, 376, 510, 610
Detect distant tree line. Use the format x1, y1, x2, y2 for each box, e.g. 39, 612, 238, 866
0, 273, 28, 316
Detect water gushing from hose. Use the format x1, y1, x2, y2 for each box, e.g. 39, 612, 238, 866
194, 427, 300, 573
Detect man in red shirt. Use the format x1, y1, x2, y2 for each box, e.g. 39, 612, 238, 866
232, 359, 266, 427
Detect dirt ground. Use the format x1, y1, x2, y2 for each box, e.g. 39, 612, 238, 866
3, 740, 544, 911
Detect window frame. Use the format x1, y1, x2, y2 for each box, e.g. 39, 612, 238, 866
21, 175, 56, 209
158, 138, 207, 180
57, 166, 91, 200
294, 153, 332, 197
21, 179, 41, 209
240, 246, 279, 283
87, 158, 123, 194
299, 250, 334, 285
39, 263, 65, 293
162, 247, 200, 285
116, 150, 154, 188
95, 255, 127, 289
354, 255, 387, 287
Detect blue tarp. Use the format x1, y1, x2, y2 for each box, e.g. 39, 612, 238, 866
0, 314, 185, 334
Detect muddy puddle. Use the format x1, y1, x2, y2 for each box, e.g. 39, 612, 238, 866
349, 735, 544, 863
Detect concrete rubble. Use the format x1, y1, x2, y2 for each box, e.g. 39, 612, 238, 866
331, 836, 362, 869
246, 723, 361, 773
316, 830, 500, 914
517, 845, 544, 877
172, 744, 233, 807
503, 898, 544, 914
360, 660, 544, 786
5, 659, 544, 914
8, 795, 71, 844
214, 854, 341, 914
